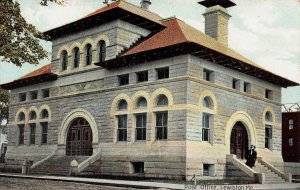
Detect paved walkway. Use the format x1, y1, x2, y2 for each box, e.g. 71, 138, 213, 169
0, 173, 299, 190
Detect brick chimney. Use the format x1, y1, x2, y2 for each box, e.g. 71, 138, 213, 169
199, 0, 236, 46
141, 0, 151, 10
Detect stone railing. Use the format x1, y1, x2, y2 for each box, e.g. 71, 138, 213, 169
78, 149, 101, 173
226, 155, 264, 184
30, 149, 57, 169
257, 157, 292, 182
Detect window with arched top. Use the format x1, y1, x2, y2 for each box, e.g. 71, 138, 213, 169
264, 111, 273, 150
265, 111, 273, 122
157, 95, 168, 106
135, 97, 148, 141
73, 47, 80, 68
201, 96, 215, 143
29, 111, 37, 120
85, 44, 92, 65
98, 40, 106, 64
41, 109, 49, 119
18, 112, 25, 122
118, 100, 128, 110
61, 50, 68, 71
155, 95, 169, 140
137, 97, 147, 109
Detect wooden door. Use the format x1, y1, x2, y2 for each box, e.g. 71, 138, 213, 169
230, 123, 248, 159
66, 118, 93, 156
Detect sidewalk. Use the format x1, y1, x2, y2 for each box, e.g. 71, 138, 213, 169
0, 173, 299, 190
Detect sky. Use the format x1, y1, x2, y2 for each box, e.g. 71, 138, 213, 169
0, 0, 299, 105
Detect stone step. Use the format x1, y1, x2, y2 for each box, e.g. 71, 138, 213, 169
31, 156, 89, 176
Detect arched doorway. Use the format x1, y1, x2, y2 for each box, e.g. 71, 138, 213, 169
66, 118, 93, 156
230, 122, 249, 159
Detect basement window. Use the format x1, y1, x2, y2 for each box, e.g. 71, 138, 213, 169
132, 162, 144, 173
118, 74, 129, 86
156, 67, 169, 80
19, 93, 26, 102
203, 164, 214, 177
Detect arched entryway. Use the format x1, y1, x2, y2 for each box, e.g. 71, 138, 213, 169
230, 122, 249, 159
66, 118, 93, 156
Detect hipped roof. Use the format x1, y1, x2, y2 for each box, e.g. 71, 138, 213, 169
99, 18, 298, 87
0, 64, 57, 90
0, 0, 298, 90
44, 0, 165, 40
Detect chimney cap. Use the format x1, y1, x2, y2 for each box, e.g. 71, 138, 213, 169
198, 0, 236, 8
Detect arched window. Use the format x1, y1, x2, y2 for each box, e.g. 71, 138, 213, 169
18, 112, 25, 121
264, 111, 273, 150
98, 40, 106, 64
201, 96, 216, 143
155, 95, 169, 140
85, 44, 92, 65
265, 111, 273, 122
157, 95, 168, 106
137, 97, 147, 109
73, 47, 80, 68
118, 100, 128, 110
135, 97, 147, 141
61, 50, 68, 71
41, 109, 49, 119
29, 111, 37, 120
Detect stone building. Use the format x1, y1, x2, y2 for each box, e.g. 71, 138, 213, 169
0, 0, 298, 182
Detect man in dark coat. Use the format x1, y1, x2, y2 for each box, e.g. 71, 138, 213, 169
246, 145, 253, 167
246, 145, 257, 168
252, 146, 257, 167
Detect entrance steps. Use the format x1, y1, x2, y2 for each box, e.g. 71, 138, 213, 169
227, 155, 291, 184
252, 162, 286, 184
30, 156, 89, 176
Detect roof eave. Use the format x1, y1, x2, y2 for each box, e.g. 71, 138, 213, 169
44, 7, 165, 40
96, 42, 299, 88
0, 73, 58, 90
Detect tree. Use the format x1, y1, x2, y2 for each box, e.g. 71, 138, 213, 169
0, 89, 9, 126
0, 0, 65, 67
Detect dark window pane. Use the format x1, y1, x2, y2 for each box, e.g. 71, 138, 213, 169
133, 162, 144, 173
86, 44, 92, 65
18, 112, 25, 121
30, 124, 36, 145
137, 71, 148, 83
137, 97, 147, 108
41, 109, 49, 119
157, 67, 169, 80
99, 40, 106, 63
62, 51, 68, 71
73, 47, 80, 68
18, 125, 25, 145
119, 74, 129, 86
19, 93, 26, 102
136, 114, 147, 141
157, 95, 168, 106
42, 89, 50, 98
41, 122, 48, 144
118, 115, 127, 141
118, 100, 128, 110
30, 91, 38, 100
